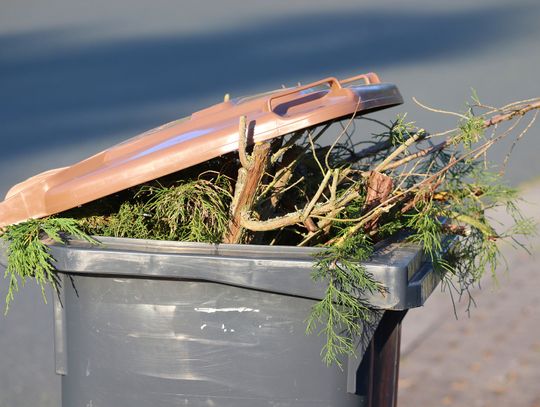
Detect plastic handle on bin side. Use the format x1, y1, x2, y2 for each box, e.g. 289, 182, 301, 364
341, 72, 381, 86
266, 77, 342, 112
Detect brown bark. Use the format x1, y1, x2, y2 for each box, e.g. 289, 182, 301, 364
362, 171, 394, 232
224, 142, 271, 243
484, 101, 540, 127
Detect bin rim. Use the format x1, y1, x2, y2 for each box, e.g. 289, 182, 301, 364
39, 235, 427, 306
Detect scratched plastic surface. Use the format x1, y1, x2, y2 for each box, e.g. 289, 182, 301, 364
41, 237, 445, 407
60, 276, 361, 407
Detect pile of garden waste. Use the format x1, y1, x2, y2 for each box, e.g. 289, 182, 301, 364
2, 93, 539, 366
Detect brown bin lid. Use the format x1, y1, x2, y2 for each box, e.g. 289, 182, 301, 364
0, 72, 402, 227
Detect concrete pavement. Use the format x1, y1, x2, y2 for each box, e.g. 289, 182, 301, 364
399, 183, 540, 407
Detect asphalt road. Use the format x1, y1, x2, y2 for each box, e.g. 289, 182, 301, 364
1, 1, 539, 405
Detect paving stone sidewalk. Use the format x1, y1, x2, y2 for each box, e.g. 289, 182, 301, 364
398, 183, 540, 407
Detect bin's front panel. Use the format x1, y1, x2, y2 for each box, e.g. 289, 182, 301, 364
60, 274, 367, 407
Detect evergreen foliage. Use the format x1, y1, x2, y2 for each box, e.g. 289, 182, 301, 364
143, 174, 232, 242
0, 218, 95, 313
307, 233, 383, 367
76, 175, 233, 242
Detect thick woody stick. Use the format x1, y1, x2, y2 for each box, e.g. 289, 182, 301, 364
224, 116, 271, 244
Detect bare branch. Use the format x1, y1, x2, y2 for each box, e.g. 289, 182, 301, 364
240, 187, 361, 232
413, 97, 469, 120
224, 117, 271, 243
237, 116, 252, 170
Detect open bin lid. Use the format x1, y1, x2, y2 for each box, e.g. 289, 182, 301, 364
0, 72, 402, 227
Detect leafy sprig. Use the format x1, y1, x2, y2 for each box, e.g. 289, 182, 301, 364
306, 233, 384, 367
1, 218, 95, 313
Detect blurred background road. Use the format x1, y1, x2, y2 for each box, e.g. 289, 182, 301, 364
1, 0, 539, 405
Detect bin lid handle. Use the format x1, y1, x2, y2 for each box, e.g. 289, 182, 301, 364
266, 77, 341, 112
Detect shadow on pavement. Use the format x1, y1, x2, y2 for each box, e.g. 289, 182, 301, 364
1, 4, 537, 160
